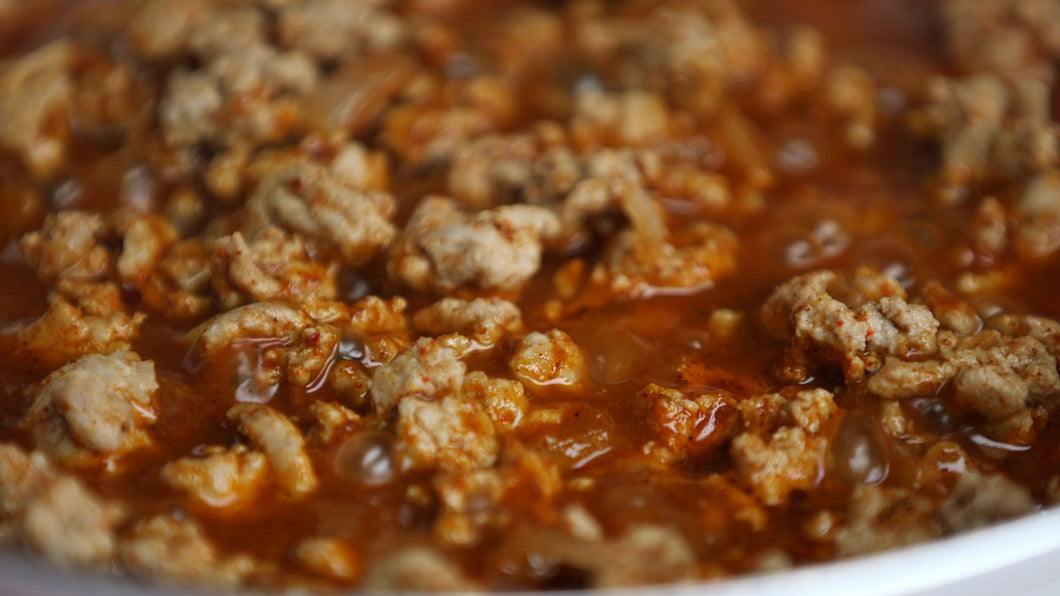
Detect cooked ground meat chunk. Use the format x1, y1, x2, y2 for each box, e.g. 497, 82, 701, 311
160, 445, 268, 507
0, 42, 72, 179
388, 196, 560, 293
121, 514, 257, 587
759, 268, 940, 382
23, 351, 158, 466
228, 403, 318, 498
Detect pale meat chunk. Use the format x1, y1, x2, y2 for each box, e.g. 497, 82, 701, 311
0, 445, 54, 526
244, 163, 396, 266
379, 76, 517, 166
412, 297, 523, 345
277, 0, 406, 61
610, 2, 767, 118
571, 89, 674, 148
307, 400, 361, 445
759, 268, 940, 382
1012, 169, 1060, 259
603, 219, 738, 295
370, 335, 471, 415
186, 6, 267, 59
988, 313, 1060, 354
113, 213, 180, 283
0, 41, 72, 178
194, 301, 340, 387
395, 394, 498, 471
508, 329, 589, 391
910, 74, 1058, 187
293, 536, 361, 582
459, 371, 527, 432
0, 445, 122, 566
939, 0, 1060, 77
228, 403, 318, 498
834, 485, 940, 557
731, 427, 827, 506
388, 196, 560, 293
362, 548, 477, 591
125, 0, 211, 61
159, 40, 316, 150
869, 328, 1060, 444
940, 470, 1035, 532
22, 477, 122, 568
211, 227, 337, 308
919, 280, 982, 336
22, 351, 158, 466
20, 212, 112, 282
0, 282, 145, 370
160, 445, 268, 507
447, 133, 539, 209
591, 525, 696, 588
121, 514, 256, 587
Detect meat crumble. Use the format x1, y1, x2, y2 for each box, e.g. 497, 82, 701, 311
1, 0, 1060, 592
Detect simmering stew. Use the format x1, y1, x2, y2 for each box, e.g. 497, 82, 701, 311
1, 0, 1060, 591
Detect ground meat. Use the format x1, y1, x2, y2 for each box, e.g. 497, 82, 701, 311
641, 383, 740, 464
120, 514, 256, 587
412, 297, 523, 346
0, 445, 54, 528
602, 219, 739, 295
379, 76, 517, 166
591, 525, 697, 588
211, 227, 337, 308
160, 445, 268, 508
243, 163, 396, 266
599, 2, 767, 118
0, 444, 123, 567
293, 536, 361, 583
20, 211, 112, 282
228, 403, 318, 498
508, 329, 589, 392
22, 351, 157, 466
939, 0, 1060, 78
571, 89, 674, 149
834, 485, 940, 557
1012, 169, 1060, 259
113, 213, 180, 283
919, 280, 982, 336
194, 301, 340, 388
759, 268, 940, 382
940, 470, 1036, 532
158, 29, 317, 150
824, 65, 878, 149
277, 0, 406, 61
447, 133, 540, 209
395, 394, 498, 471
125, 0, 211, 61
460, 371, 527, 432
388, 196, 560, 293
139, 239, 214, 322
910, 74, 1058, 188
869, 328, 1060, 444
307, 400, 361, 445
731, 427, 827, 507
370, 335, 471, 415
362, 548, 477, 591
22, 477, 122, 568
0, 41, 71, 178
433, 469, 505, 546
1, 282, 145, 371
